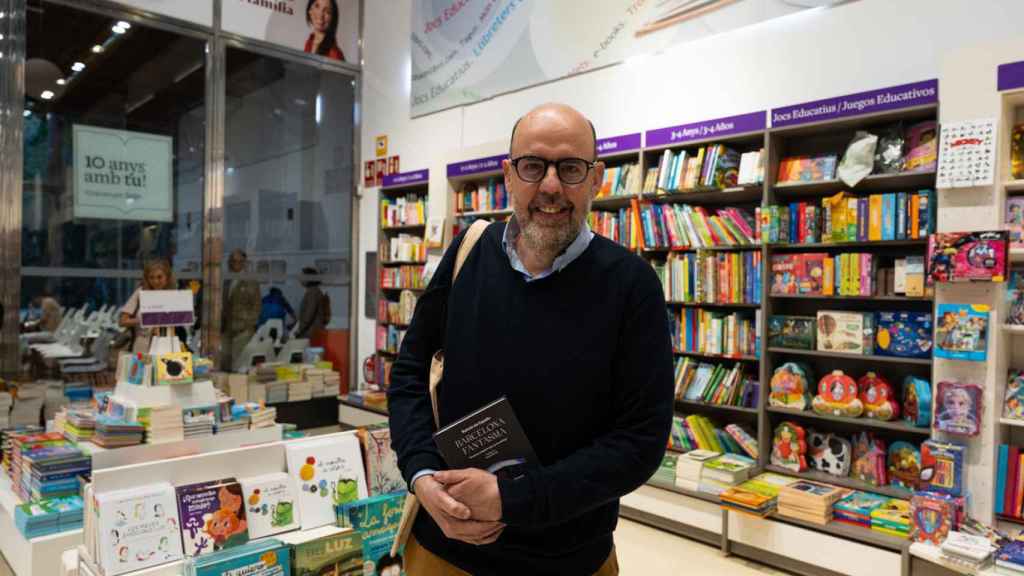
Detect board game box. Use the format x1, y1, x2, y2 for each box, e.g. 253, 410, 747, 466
874, 312, 933, 358
927, 231, 1008, 283
816, 311, 874, 355
768, 316, 816, 350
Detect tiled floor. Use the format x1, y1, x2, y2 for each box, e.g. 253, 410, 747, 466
0, 519, 790, 576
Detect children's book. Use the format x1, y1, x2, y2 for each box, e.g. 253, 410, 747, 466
96, 482, 184, 576
175, 478, 250, 557
777, 155, 838, 183
919, 440, 965, 497
1007, 198, 1024, 248
910, 492, 956, 545
337, 492, 407, 576
1005, 370, 1024, 420
357, 425, 406, 497
190, 539, 291, 576
277, 525, 363, 576
1008, 270, 1024, 325
285, 433, 369, 531
239, 472, 302, 539
154, 352, 194, 385
934, 304, 990, 362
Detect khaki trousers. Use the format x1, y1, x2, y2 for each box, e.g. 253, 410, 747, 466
405, 536, 619, 576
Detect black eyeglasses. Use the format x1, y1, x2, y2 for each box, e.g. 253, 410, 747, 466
510, 156, 595, 185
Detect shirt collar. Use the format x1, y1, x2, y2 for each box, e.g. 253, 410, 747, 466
501, 216, 594, 282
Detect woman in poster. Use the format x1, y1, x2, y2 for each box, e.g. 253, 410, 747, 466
305, 0, 345, 61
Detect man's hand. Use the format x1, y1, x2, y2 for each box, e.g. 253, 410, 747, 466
434, 469, 503, 522
414, 474, 504, 545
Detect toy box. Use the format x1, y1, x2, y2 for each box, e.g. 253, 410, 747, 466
808, 430, 852, 477
903, 376, 932, 428
812, 371, 863, 418
771, 255, 800, 295
834, 491, 890, 527
1007, 270, 1024, 325
799, 253, 827, 295
777, 154, 838, 183
859, 372, 899, 421
852, 432, 887, 487
927, 231, 1008, 284
935, 304, 990, 362
874, 312, 933, 359
1005, 370, 1024, 420
888, 441, 922, 492
771, 421, 808, 473
920, 440, 965, 497
769, 362, 813, 409
1006, 198, 1024, 249
816, 310, 874, 355
933, 381, 982, 437
910, 492, 957, 545
768, 316, 816, 350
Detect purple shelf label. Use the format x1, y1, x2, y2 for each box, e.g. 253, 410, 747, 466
772, 79, 938, 128
447, 154, 508, 178
382, 169, 429, 188
998, 61, 1024, 92
596, 133, 642, 156
646, 111, 766, 148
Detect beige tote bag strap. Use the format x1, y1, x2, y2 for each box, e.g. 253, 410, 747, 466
392, 219, 490, 556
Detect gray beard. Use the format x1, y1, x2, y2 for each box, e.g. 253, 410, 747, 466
518, 200, 590, 260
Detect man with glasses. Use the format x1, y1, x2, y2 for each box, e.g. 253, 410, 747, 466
388, 103, 673, 575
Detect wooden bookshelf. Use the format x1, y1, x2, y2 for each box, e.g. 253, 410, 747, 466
666, 301, 760, 309
380, 260, 427, 267
677, 399, 759, 415
644, 245, 761, 254
674, 350, 759, 362
765, 406, 931, 436
763, 465, 911, 500
768, 239, 927, 251
766, 511, 907, 552
767, 347, 932, 366
642, 185, 762, 206
772, 171, 937, 199
770, 293, 932, 303
590, 195, 635, 210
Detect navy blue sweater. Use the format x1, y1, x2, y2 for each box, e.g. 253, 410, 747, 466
387, 222, 673, 575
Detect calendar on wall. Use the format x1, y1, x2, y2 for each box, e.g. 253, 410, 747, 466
937, 118, 997, 189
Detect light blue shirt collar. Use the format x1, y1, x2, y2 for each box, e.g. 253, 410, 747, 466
501, 216, 594, 282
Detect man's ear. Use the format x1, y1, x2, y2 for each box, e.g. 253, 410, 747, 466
590, 161, 605, 200
502, 158, 513, 191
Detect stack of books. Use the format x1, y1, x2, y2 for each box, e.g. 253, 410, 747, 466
776, 480, 847, 525
214, 415, 248, 434
20, 443, 91, 500
182, 407, 216, 439
833, 491, 890, 528
637, 203, 758, 249
996, 539, 1024, 575
652, 453, 678, 486
289, 379, 313, 401
140, 405, 185, 444
249, 406, 277, 429
91, 417, 145, 447
720, 472, 796, 517
266, 381, 289, 403
1, 426, 44, 477
675, 449, 720, 492
699, 453, 756, 496
870, 499, 911, 538
323, 370, 342, 397
14, 495, 84, 538
63, 410, 96, 443
304, 368, 327, 397
668, 415, 756, 458
0, 391, 11, 429
63, 381, 92, 407
248, 381, 267, 404
9, 432, 65, 496
942, 532, 996, 572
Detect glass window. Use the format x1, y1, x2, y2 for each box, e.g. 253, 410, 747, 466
220, 47, 354, 373
21, 0, 205, 339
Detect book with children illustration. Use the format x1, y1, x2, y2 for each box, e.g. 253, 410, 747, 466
239, 472, 302, 539
96, 482, 184, 576
175, 478, 250, 557
286, 434, 369, 531
934, 304, 989, 362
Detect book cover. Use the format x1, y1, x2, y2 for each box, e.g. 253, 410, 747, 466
433, 397, 537, 479
997, 444, 1009, 515
192, 540, 291, 576
927, 231, 1008, 283
337, 492, 407, 576
283, 526, 363, 576
1007, 197, 1024, 248
868, 195, 883, 241
155, 352, 194, 385
286, 434, 370, 531
176, 478, 249, 557
777, 155, 837, 183
935, 304, 990, 362
920, 440, 965, 497
357, 425, 406, 497
97, 483, 184, 576
896, 192, 907, 240
239, 472, 302, 539
905, 256, 925, 297
882, 194, 896, 241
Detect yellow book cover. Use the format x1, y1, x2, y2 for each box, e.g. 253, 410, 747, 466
869, 195, 883, 241
824, 192, 846, 242
823, 257, 835, 296
155, 352, 194, 385
841, 253, 852, 296
851, 252, 861, 295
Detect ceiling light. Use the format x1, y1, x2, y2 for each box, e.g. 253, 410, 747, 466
0, 34, 5, 40
23, 110, 31, 117
56, 78, 66, 85
40, 90, 54, 100
71, 62, 85, 72
117, 21, 131, 30
92, 45, 103, 53
112, 25, 126, 34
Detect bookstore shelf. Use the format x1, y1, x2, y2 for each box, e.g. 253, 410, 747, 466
645, 245, 761, 254
770, 293, 932, 303
763, 465, 910, 500
1003, 324, 1024, 334
998, 514, 1024, 527
767, 239, 928, 251
677, 399, 759, 415
764, 511, 907, 552
591, 196, 635, 210
381, 223, 426, 232
771, 171, 937, 199
338, 394, 389, 417
1006, 179, 1024, 193
455, 208, 514, 219
767, 347, 933, 366
765, 406, 931, 435
380, 260, 427, 266
674, 350, 759, 362
642, 185, 762, 206
1000, 417, 1024, 428
767, 103, 937, 137
646, 478, 722, 505
381, 286, 424, 292
666, 301, 761, 309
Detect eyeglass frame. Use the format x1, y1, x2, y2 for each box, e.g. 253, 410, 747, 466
509, 155, 598, 185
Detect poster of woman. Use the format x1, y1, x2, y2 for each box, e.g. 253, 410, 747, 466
223, 0, 359, 65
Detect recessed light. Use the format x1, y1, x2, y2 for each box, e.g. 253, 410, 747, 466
92, 45, 103, 53
71, 62, 85, 72
117, 20, 131, 30
56, 78, 66, 86
40, 90, 54, 100
112, 25, 126, 34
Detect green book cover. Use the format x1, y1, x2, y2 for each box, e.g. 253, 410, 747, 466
292, 529, 363, 576
337, 492, 407, 576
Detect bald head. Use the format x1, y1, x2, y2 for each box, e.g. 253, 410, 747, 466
509, 103, 597, 161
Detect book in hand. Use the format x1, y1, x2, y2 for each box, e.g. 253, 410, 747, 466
433, 397, 537, 478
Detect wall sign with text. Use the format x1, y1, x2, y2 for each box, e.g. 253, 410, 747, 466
222, 0, 360, 65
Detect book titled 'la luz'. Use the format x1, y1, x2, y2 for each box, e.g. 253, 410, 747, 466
433, 397, 537, 476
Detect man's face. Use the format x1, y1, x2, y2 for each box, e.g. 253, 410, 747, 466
503, 113, 603, 254
229, 252, 246, 273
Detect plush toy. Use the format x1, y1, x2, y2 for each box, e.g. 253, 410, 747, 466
859, 372, 899, 421
808, 430, 852, 477
888, 441, 923, 491
771, 421, 808, 472
770, 362, 813, 409
852, 432, 887, 487
812, 370, 863, 417
903, 376, 932, 428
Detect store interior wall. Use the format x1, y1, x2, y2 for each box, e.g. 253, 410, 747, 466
356, 0, 1024, 382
